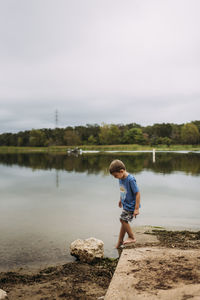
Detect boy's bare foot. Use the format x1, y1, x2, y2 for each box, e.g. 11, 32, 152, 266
115, 241, 123, 249
123, 238, 136, 245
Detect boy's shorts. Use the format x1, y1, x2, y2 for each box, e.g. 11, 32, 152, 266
120, 209, 134, 223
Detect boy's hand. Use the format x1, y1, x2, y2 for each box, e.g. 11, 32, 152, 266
133, 209, 139, 218
118, 200, 122, 208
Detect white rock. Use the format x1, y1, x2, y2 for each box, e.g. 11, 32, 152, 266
0, 289, 7, 299
70, 237, 104, 263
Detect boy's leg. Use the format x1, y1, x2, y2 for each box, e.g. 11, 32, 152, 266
121, 220, 136, 244
115, 220, 126, 248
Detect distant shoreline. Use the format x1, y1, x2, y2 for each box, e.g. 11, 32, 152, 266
0, 144, 200, 153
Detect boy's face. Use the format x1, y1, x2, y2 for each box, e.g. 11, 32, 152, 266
111, 169, 125, 179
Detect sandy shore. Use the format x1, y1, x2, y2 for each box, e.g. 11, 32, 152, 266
0, 258, 118, 300
0, 227, 200, 300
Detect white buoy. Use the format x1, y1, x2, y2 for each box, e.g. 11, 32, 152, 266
153, 148, 156, 163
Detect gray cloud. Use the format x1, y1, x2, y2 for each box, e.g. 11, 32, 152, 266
0, 0, 200, 133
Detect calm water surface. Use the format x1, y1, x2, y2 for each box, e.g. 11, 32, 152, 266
0, 152, 199, 270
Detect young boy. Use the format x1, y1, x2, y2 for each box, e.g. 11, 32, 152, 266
109, 159, 140, 248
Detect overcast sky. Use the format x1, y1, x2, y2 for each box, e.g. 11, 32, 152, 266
0, 0, 200, 133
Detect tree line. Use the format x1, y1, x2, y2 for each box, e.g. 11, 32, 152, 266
0, 121, 200, 147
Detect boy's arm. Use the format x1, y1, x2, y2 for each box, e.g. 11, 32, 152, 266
133, 192, 140, 218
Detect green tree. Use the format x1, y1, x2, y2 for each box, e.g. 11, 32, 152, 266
53, 128, 65, 145
181, 123, 200, 144
151, 123, 172, 138
29, 130, 46, 146
192, 121, 200, 133
171, 124, 182, 144
108, 124, 121, 144
87, 135, 97, 145
99, 124, 121, 145
99, 124, 110, 144
17, 137, 23, 146
64, 129, 81, 146
123, 128, 146, 144
74, 124, 100, 144
157, 137, 172, 146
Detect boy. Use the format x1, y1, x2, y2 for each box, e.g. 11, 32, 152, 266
109, 159, 140, 248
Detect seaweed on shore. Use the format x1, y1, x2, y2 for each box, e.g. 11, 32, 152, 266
146, 230, 200, 249
0, 257, 118, 287
0, 258, 118, 300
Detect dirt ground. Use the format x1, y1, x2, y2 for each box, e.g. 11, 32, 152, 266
0, 229, 200, 300
0, 258, 118, 300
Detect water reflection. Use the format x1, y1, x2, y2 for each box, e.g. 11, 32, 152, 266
0, 152, 200, 176
0, 152, 200, 270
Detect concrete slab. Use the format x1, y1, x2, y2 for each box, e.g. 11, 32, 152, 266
105, 247, 200, 300
133, 226, 160, 245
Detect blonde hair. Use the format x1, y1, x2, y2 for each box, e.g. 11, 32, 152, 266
109, 159, 126, 174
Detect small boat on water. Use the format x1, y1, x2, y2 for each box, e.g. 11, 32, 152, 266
67, 147, 83, 155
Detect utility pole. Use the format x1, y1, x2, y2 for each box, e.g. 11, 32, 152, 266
55, 109, 58, 128
55, 109, 59, 146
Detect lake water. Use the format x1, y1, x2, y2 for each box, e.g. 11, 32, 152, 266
0, 151, 200, 271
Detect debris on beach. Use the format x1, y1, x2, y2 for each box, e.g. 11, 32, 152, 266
147, 229, 200, 249
0, 258, 118, 300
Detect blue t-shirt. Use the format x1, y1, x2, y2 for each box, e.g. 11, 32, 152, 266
119, 174, 139, 212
